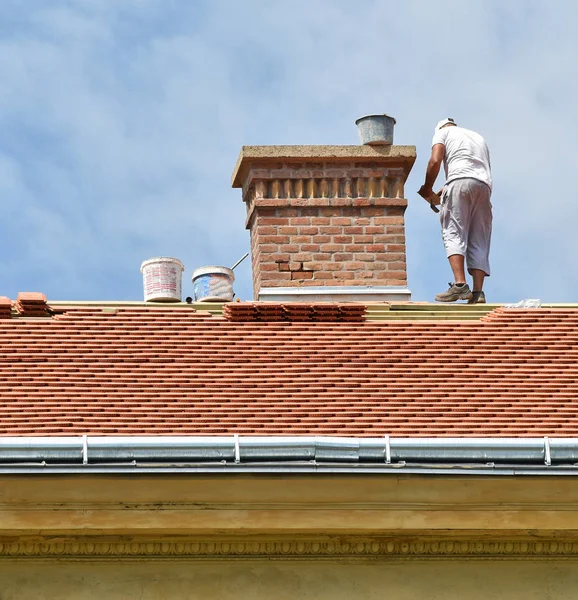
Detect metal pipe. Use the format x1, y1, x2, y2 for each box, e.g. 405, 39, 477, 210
0, 436, 578, 467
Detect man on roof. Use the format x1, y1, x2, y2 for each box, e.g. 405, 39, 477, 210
419, 118, 493, 304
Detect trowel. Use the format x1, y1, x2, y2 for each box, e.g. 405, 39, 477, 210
418, 190, 441, 213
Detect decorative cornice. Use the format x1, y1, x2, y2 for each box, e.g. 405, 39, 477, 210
231, 145, 417, 188
244, 172, 406, 203
3, 537, 578, 559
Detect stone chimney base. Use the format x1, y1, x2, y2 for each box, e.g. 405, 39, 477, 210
259, 285, 411, 302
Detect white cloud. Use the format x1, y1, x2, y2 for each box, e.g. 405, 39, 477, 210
0, 0, 576, 302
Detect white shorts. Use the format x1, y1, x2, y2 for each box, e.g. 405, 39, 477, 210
440, 178, 492, 276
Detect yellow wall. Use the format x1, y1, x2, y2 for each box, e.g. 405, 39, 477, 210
0, 559, 577, 599
1, 473, 578, 598
3, 474, 578, 536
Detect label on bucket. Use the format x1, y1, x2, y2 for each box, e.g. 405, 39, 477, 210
193, 273, 234, 302
142, 263, 182, 301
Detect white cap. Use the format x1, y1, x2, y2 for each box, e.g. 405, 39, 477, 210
435, 117, 457, 132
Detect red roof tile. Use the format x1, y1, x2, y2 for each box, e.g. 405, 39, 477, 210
15, 291, 49, 318
0, 301, 577, 436
0, 297, 12, 319
223, 302, 365, 322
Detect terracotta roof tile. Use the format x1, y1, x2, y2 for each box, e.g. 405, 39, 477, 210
0, 297, 12, 319
223, 302, 365, 322
15, 293, 50, 318
0, 300, 577, 436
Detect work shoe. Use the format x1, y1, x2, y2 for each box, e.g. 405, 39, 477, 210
467, 291, 486, 304
434, 283, 472, 303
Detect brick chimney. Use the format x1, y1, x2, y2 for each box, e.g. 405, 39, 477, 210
231, 144, 416, 301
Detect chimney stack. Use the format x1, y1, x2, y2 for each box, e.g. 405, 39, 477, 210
232, 143, 416, 301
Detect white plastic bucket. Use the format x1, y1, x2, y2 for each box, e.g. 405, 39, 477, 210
355, 114, 396, 145
140, 257, 184, 302
192, 266, 235, 302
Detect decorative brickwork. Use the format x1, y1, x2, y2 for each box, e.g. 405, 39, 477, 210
232, 146, 416, 300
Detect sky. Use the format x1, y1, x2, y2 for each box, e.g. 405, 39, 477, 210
0, 0, 576, 303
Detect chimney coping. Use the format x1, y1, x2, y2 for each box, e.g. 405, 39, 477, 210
231, 144, 417, 187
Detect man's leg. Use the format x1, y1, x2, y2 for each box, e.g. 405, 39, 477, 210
448, 254, 466, 284
465, 180, 492, 297
435, 181, 472, 302
471, 268, 485, 292
464, 180, 491, 304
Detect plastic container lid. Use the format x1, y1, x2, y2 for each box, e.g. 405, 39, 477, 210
140, 257, 184, 273
192, 266, 235, 281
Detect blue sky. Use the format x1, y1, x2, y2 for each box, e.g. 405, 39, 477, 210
0, 0, 576, 303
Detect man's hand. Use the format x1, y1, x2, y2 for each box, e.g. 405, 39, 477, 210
418, 185, 433, 199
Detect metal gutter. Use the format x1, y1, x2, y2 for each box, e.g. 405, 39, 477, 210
1, 436, 578, 474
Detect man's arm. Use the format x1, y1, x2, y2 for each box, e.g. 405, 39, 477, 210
418, 143, 445, 198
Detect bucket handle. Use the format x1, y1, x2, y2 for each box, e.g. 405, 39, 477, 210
230, 252, 249, 271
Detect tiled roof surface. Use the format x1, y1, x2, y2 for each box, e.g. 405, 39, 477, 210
0, 298, 578, 436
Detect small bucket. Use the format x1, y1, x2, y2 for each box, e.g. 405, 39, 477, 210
140, 257, 184, 302
355, 114, 396, 146
192, 266, 235, 302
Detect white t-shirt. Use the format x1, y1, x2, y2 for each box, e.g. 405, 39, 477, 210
432, 126, 492, 191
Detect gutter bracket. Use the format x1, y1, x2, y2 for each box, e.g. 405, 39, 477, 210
384, 435, 391, 464
234, 434, 241, 464
82, 435, 88, 465
544, 436, 552, 466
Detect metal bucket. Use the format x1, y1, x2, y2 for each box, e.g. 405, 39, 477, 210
140, 257, 184, 302
355, 114, 396, 146
192, 266, 235, 302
